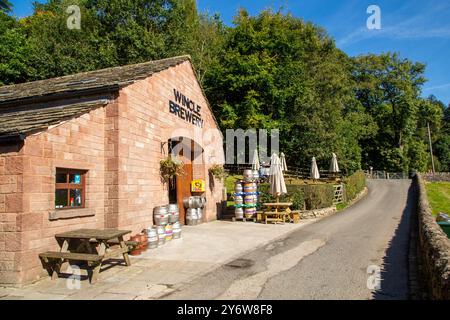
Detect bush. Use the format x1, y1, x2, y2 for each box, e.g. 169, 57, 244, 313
343, 170, 366, 201
258, 183, 334, 210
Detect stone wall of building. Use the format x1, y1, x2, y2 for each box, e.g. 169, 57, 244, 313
0, 144, 25, 285
415, 174, 450, 299
114, 60, 224, 232
0, 105, 108, 286
0, 60, 224, 286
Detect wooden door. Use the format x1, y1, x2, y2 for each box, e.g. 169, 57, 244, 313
177, 163, 193, 225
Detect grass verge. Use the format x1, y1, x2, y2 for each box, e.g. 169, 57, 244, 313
425, 181, 450, 216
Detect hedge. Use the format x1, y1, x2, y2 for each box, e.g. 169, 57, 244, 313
246, 171, 366, 211
342, 170, 366, 202
258, 183, 335, 211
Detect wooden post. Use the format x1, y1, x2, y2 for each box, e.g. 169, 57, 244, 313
428, 122, 436, 174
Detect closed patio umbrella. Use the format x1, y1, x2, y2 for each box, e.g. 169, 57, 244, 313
310, 157, 320, 180
280, 152, 288, 172
269, 154, 287, 202
252, 149, 260, 171
329, 153, 340, 173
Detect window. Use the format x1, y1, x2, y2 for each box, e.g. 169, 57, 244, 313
55, 169, 86, 209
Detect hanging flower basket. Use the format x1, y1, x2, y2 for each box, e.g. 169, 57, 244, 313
208, 164, 227, 181
160, 156, 184, 184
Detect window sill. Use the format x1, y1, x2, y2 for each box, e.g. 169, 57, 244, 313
49, 208, 94, 221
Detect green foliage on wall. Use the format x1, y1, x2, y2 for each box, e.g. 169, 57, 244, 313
343, 171, 366, 202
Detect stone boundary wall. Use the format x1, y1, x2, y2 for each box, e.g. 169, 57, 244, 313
415, 174, 450, 299
422, 172, 450, 182
297, 186, 368, 220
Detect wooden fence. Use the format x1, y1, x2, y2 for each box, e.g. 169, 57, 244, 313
365, 170, 409, 179
224, 164, 342, 180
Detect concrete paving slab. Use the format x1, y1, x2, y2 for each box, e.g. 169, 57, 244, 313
92, 292, 138, 300
0, 220, 314, 300
134, 284, 173, 300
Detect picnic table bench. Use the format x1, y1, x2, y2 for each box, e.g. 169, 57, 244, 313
39, 229, 133, 284
261, 202, 293, 224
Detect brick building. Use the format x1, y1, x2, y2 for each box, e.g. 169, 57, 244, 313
0, 56, 225, 286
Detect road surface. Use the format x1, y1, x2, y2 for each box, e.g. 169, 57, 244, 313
164, 179, 416, 300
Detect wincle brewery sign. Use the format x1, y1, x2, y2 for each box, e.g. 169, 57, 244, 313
169, 89, 204, 128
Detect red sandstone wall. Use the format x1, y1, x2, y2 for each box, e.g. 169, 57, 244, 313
115, 60, 224, 232
0, 60, 224, 286
0, 144, 24, 285
0, 107, 107, 285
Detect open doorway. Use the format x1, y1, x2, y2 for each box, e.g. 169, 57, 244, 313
168, 137, 204, 224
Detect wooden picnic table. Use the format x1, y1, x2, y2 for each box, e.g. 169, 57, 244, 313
40, 228, 132, 284
262, 202, 293, 224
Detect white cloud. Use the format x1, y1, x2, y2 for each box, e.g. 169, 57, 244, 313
337, 1, 450, 47
337, 25, 450, 47
423, 83, 450, 92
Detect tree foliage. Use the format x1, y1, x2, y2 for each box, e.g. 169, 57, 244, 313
0, 3, 448, 173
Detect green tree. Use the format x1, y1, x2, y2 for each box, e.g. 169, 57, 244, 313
0, 12, 30, 85
435, 135, 450, 171
204, 9, 371, 172
0, 0, 11, 12
353, 53, 427, 171
19, 0, 112, 80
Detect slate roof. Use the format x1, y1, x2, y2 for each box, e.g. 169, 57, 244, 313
0, 56, 191, 142
0, 100, 109, 142
0, 55, 190, 104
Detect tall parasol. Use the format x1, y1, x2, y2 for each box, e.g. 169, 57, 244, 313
269, 153, 287, 202
310, 157, 320, 180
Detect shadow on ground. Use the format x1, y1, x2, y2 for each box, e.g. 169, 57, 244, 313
372, 181, 417, 300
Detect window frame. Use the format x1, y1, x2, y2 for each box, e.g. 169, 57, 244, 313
55, 168, 86, 210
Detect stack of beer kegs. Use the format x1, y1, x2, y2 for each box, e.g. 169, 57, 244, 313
183, 196, 206, 226
151, 204, 183, 248
234, 170, 259, 220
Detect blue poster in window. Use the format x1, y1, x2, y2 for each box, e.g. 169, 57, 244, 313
74, 174, 81, 184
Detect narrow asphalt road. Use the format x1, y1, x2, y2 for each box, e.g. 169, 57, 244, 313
164, 179, 416, 300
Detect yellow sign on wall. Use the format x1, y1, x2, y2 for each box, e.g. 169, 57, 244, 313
191, 179, 206, 192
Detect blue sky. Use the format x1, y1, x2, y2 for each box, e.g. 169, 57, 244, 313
9, 0, 450, 105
